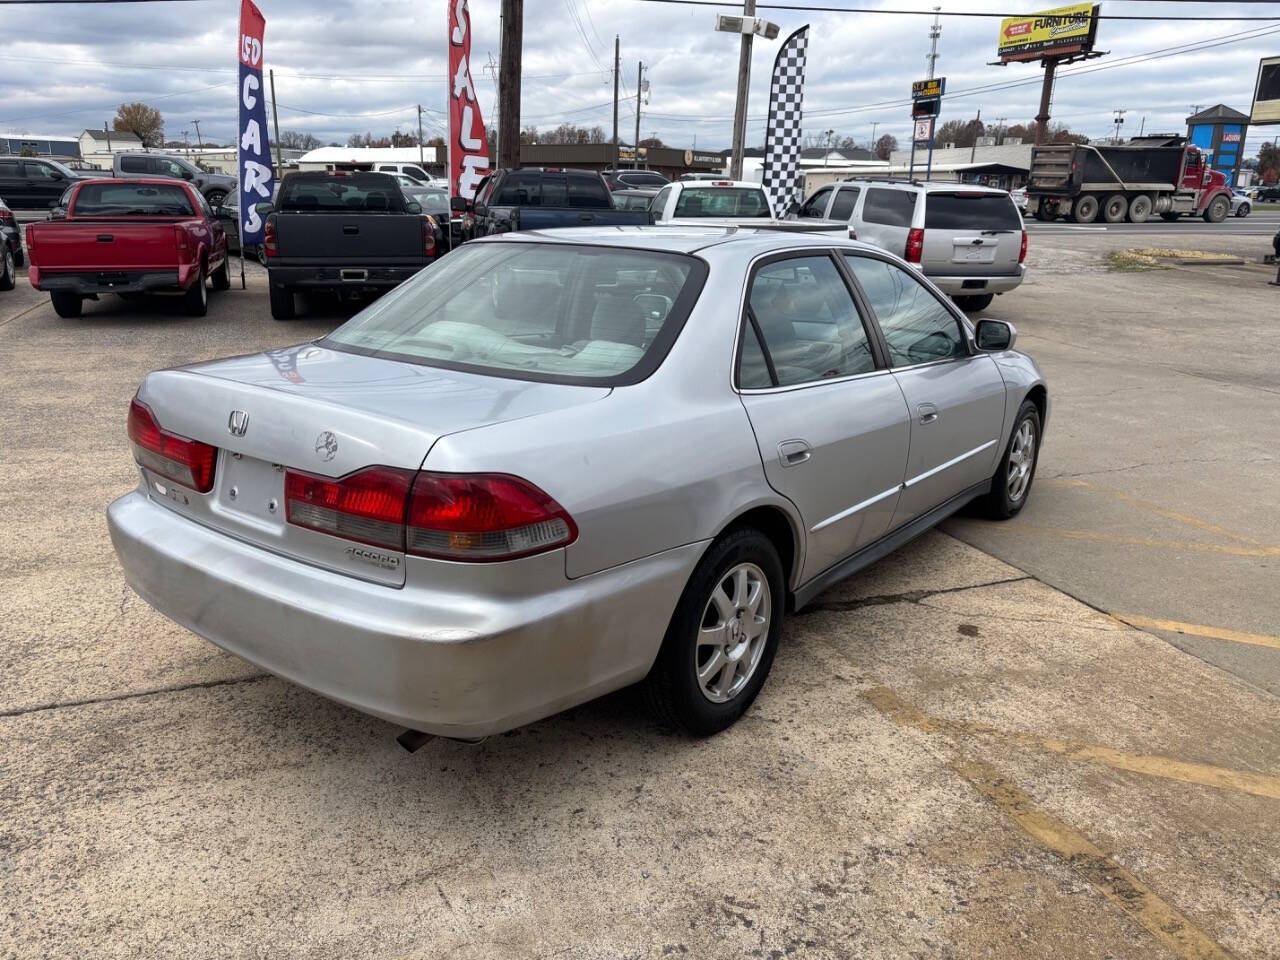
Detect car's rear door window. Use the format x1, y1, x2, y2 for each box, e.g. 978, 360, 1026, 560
845, 256, 966, 366
323, 243, 706, 385
828, 187, 860, 221
119, 155, 149, 174
862, 188, 917, 227
924, 192, 1021, 230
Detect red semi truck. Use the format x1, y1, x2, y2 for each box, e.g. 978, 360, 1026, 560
26, 178, 229, 319
1026, 141, 1234, 225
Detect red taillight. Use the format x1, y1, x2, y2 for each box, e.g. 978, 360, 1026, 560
1019, 230, 1028, 264
127, 398, 217, 493
406, 472, 577, 561
285, 466, 414, 550
174, 224, 188, 252
283, 468, 576, 562
263, 214, 278, 257
422, 216, 437, 258
905, 228, 924, 263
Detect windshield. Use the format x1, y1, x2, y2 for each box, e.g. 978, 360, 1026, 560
323, 242, 705, 385
72, 182, 194, 216
925, 192, 1021, 230
673, 187, 770, 218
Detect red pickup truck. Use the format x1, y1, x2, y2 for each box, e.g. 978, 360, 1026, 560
26, 178, 229, 318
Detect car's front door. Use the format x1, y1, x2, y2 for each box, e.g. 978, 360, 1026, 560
736, 252, 911, 584
22, 161, 67, 206
844, 254, 1007, 528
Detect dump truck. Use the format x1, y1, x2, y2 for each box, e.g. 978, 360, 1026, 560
1026, 141, 1233, 224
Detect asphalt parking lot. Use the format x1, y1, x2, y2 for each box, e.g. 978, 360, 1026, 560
2, 237, 1278, 959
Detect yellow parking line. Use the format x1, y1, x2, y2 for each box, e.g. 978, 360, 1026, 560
1054, 478, 1267, 547
1007, 525, 1280, 558
863, 686, 1280, 801
952, 757, 1237, 960
1113, 614, 1280, 651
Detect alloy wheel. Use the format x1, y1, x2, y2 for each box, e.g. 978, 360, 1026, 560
695, 562, 771, 704
1007, 419, 1036, 503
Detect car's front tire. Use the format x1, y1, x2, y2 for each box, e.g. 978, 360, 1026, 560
978, 399, 1041, 520
1203, 195, 1230, 223
644, 527, 785, 736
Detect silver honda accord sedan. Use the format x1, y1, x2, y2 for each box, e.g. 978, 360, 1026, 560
108, 226, 1047, 739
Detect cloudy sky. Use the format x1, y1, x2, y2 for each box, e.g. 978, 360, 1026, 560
2, 0, 1277, 156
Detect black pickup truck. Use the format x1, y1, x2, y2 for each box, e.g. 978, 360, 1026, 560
460, 168, 650, 237
264, 171, 438, 319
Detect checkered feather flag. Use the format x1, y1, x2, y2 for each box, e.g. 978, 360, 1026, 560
761, 25, 810, 216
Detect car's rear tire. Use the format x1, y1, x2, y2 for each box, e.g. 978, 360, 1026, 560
50, 291, 82, 318
184, 264, 208, 317
1235, 202, 1250, 218
1127, 194, 1152, 223
953, 293, 994, 312
269, 282, 296, 320
12, 247, 24, 269
211, 257, 231, 290
1203, 194, 1229, 223
977, 399, 1041, 520
1072, 194, 1099, 224
1102, 193, 1128, 223
643, 527, 785, 736
0, 246, 14, 291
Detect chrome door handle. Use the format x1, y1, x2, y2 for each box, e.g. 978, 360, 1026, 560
778, 439, 811, 467
917, 403, 939, 425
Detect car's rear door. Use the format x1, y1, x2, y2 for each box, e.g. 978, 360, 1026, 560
736, 251, 911, 584
920, 190, 1023, 279
844, 253, 1007, 528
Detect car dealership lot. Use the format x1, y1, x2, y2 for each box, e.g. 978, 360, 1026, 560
2, 241, 1278, 958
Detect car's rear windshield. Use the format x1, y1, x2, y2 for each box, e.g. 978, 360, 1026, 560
278, 174, 407, 213
673, 187, 770, 218
493, 173, 612, 208
925, 192, 1021, 230
322, 242, 706, 385
72, 183, 194, 217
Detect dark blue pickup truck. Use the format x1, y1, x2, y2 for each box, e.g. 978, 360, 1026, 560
460, 168, 650, 237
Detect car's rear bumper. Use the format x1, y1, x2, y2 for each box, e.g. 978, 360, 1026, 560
928, 266, 1026, 296
267, 263, 427, 293
107, 489, 704, 738
29, 267, 187, 295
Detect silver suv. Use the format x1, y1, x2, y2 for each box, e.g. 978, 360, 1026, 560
797, 179, 1026, 311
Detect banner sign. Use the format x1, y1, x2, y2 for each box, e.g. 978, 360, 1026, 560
997, 3, 1098, 62
1251, 56, 1280, 125
914, 118, 934, 143
912, 77, 945, 100
761, 25, 810, 215
448, 0, 491, 198
237, 0, 273, 245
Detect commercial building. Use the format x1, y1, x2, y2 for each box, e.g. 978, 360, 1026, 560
517, 143, 723, 180
885, 141, 1033, 189
1186, 104, 1250, 188
1, 133, 80, 158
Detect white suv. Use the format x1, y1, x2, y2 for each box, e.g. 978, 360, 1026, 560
797, 179, 1027, 311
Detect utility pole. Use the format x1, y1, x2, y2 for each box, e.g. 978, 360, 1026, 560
869, 121, 878, 155
994, 117, 1007, 145
417, 105, 425, 167
926, 6, 941, 79
269, 69, 283, 178
634, 61, 643, 169
729, 0, 756, 180
1139, 114, 1146, 137
970, 108, 981, 163
1035, 58, 1057, 145
182, 129, 190, 156
612, 35, 620, 171
191, 119, 202, 151
1113, 108, 1126, 144
498, 0, 523, 170
484, 51, 501, 166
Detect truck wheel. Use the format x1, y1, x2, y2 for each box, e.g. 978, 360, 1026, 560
953, 293, 994, 312
1102, 194, 1128, 223
183, 264, 208, 317
1203, 195, 1229, 223
1127, 195, 1152, 223
205, 189, 228, 208
0, 247, 14, 291
211, 258, 231, 291
50, 292, 82, 318
1072, 195, 1099, 224
269, 283, 296, 320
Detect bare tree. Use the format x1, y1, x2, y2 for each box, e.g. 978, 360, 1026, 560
873, 133, 898, 161
278, 130, 322, 150
114, 102, 164, 148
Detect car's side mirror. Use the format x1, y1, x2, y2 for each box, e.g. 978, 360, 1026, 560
254, 202, 274, 216
181, 169, 194, 180
975, 318, 1016, 352
405, 200, 422, 214
450, 196, 470, 213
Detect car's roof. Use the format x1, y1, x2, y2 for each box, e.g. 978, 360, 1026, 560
613, 187, 659, 196
481, 225, 876, 257
842, 178, 1012, 196
72, 177, 191, 187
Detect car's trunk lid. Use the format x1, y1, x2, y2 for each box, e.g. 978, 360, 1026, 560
134, 344, 609, 585
32, 221, 183, 271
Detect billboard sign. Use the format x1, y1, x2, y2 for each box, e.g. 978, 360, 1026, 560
912, 77, 945, 100
236, 0, 273, 246
1250, 56, 1280, 125
447, 0, 491, 199
998, 3, 1098, 62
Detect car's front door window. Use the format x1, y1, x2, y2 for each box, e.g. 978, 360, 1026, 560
844, 256, 966, 366
798, 187, 832, 219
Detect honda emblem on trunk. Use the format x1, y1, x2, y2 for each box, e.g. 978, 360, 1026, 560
315, 431, 338, 462
227, 410, 250, 437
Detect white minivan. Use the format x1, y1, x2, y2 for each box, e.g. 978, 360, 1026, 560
797, 179, 1027, 311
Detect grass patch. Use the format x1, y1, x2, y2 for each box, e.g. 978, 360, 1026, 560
1106, 247, 1241, 271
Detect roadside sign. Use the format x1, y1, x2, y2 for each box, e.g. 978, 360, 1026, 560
914, 118, 934, 143
997, 2, 1098, 63
1250, 56, 1280, 125
911, 77, 945, 100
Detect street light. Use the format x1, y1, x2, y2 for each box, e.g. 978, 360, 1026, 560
715, 6, 781, 180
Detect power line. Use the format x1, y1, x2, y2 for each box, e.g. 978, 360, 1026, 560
627, 0, 1280, 21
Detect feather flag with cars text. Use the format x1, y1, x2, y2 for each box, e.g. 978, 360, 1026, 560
237, 0, 274, 246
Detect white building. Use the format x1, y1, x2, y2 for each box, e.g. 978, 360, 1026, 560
295, 146, 444, 175
78, 128, 144, 168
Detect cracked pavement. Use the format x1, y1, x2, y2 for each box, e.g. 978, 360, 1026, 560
2, 244, 1278, 959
